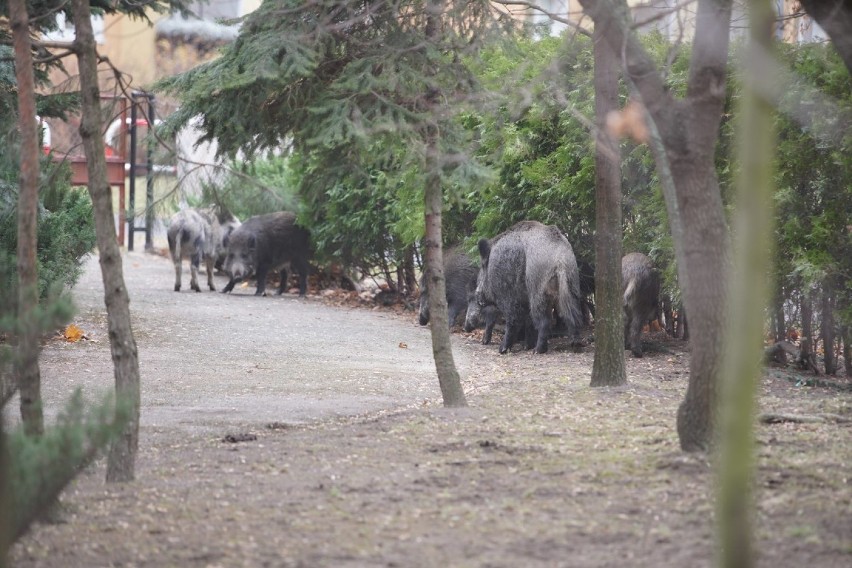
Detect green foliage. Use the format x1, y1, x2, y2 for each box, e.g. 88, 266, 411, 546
193, 156, 302, 221
159, 0, 520, 272
0, 162, 96, 300
0, 54, 96, 301
5, 390, 129, 542
463, 32, 686, 291
771, 43, 851, 324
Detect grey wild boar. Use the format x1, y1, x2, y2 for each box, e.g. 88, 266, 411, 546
221, 211, 311, 297
474, 221, 584, 354
463, 298, 500, 344
167, 208, 240, 292
418, 247, 479, 329
622, 252, 661, 358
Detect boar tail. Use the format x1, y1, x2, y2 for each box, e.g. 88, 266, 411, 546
624, 277, 637, 306
557, 262, 584, 337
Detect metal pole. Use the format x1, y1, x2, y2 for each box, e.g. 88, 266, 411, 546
145, 94, 155, 251
128, 96, 138, 251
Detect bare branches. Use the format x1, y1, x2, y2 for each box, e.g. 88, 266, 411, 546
490, 0, 592, 37
630, 0, 697, 30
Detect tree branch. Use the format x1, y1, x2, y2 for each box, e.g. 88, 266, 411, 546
490, 0, 592, 37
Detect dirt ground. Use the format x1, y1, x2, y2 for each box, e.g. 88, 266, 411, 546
9, 253, 852, 568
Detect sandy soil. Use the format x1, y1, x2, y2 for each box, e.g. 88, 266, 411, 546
8, 251, 852, 568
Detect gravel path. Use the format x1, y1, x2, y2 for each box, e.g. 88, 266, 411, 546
33, 250, 466, 434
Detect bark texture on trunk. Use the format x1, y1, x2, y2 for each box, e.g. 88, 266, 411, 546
11, 0, 44, 437
422, 0, 465, 408
590, 19, 626, 387
801, 290, 813, 346
773, 285, 786, 343
0, 419, 8, 568
578, 0, 733, 452
71, 0, 141, 482
821, 281, 836, 375
424, 170, 467, 407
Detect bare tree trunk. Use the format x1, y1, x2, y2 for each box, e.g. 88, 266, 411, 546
662, 294, 675, 336
773, 285, 786, 343
579, 0, 733, 452
717, 0, 775, 564
801, 289, 813, 346
590, 18, 626, 387
11, 0, 44, 437
424, 169, 466, 407
423, 0, 465, 407
71, 0, 141, 482
0, 418, 8, 568
403, 245, 417, 298
843, 324, 852, 376
821, 280, 836, 375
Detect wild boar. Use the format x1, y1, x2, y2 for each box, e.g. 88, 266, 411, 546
418, 247, 479, 329
221, 211, 311, 297
474, 221, 584, 354
622, 252, 661, 358
167, 208, 240, 292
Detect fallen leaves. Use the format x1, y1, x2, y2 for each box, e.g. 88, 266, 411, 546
63, 324, 88, 342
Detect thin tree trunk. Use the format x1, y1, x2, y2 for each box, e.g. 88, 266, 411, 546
821, 281, 836, 375
773, 284, 786, 342
424, 169, 466, 407
71, 0, 141, 482
403, 245, 417, 298
11, 0, 44, 437
422, 0, 465, 407
717, 1, 775, 564
590, 18, 626, 387
0, 418, 8, 568
801, 290, 813, 346
842, 324, 851, 376
578, 0, 733, 452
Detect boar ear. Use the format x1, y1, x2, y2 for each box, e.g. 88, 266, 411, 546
477, 239, 491, 263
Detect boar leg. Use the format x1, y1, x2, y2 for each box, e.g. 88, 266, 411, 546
205, 256, 216, 291
499, 318, 522, 354
222, 278, 239, 293
190, 252, 202, 292
276, 267, 289, 295
447, 303, 461, 330
481, 306, 497, 345
628, 311, 644, 357
254, 266, 269, 296
173, 257, 182, 292
524, 318, 538, 350
295, 260, 309, 297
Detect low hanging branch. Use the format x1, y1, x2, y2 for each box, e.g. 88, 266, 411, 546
764, 339, 821, 375
759, 413, 851, 425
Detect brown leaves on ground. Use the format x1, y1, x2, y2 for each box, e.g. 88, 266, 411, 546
62, 324, 87, 342
12, 318, 851, 568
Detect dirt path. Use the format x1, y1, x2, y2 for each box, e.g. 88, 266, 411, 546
31, 251, 458, 433
9, 251, 852, 568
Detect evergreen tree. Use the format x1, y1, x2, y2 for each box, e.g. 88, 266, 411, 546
160, 0, 522, 406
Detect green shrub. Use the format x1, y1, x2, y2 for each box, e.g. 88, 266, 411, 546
0, 160, 96, 300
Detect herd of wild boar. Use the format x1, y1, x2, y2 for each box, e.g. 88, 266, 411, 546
168, 210, 661, 357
